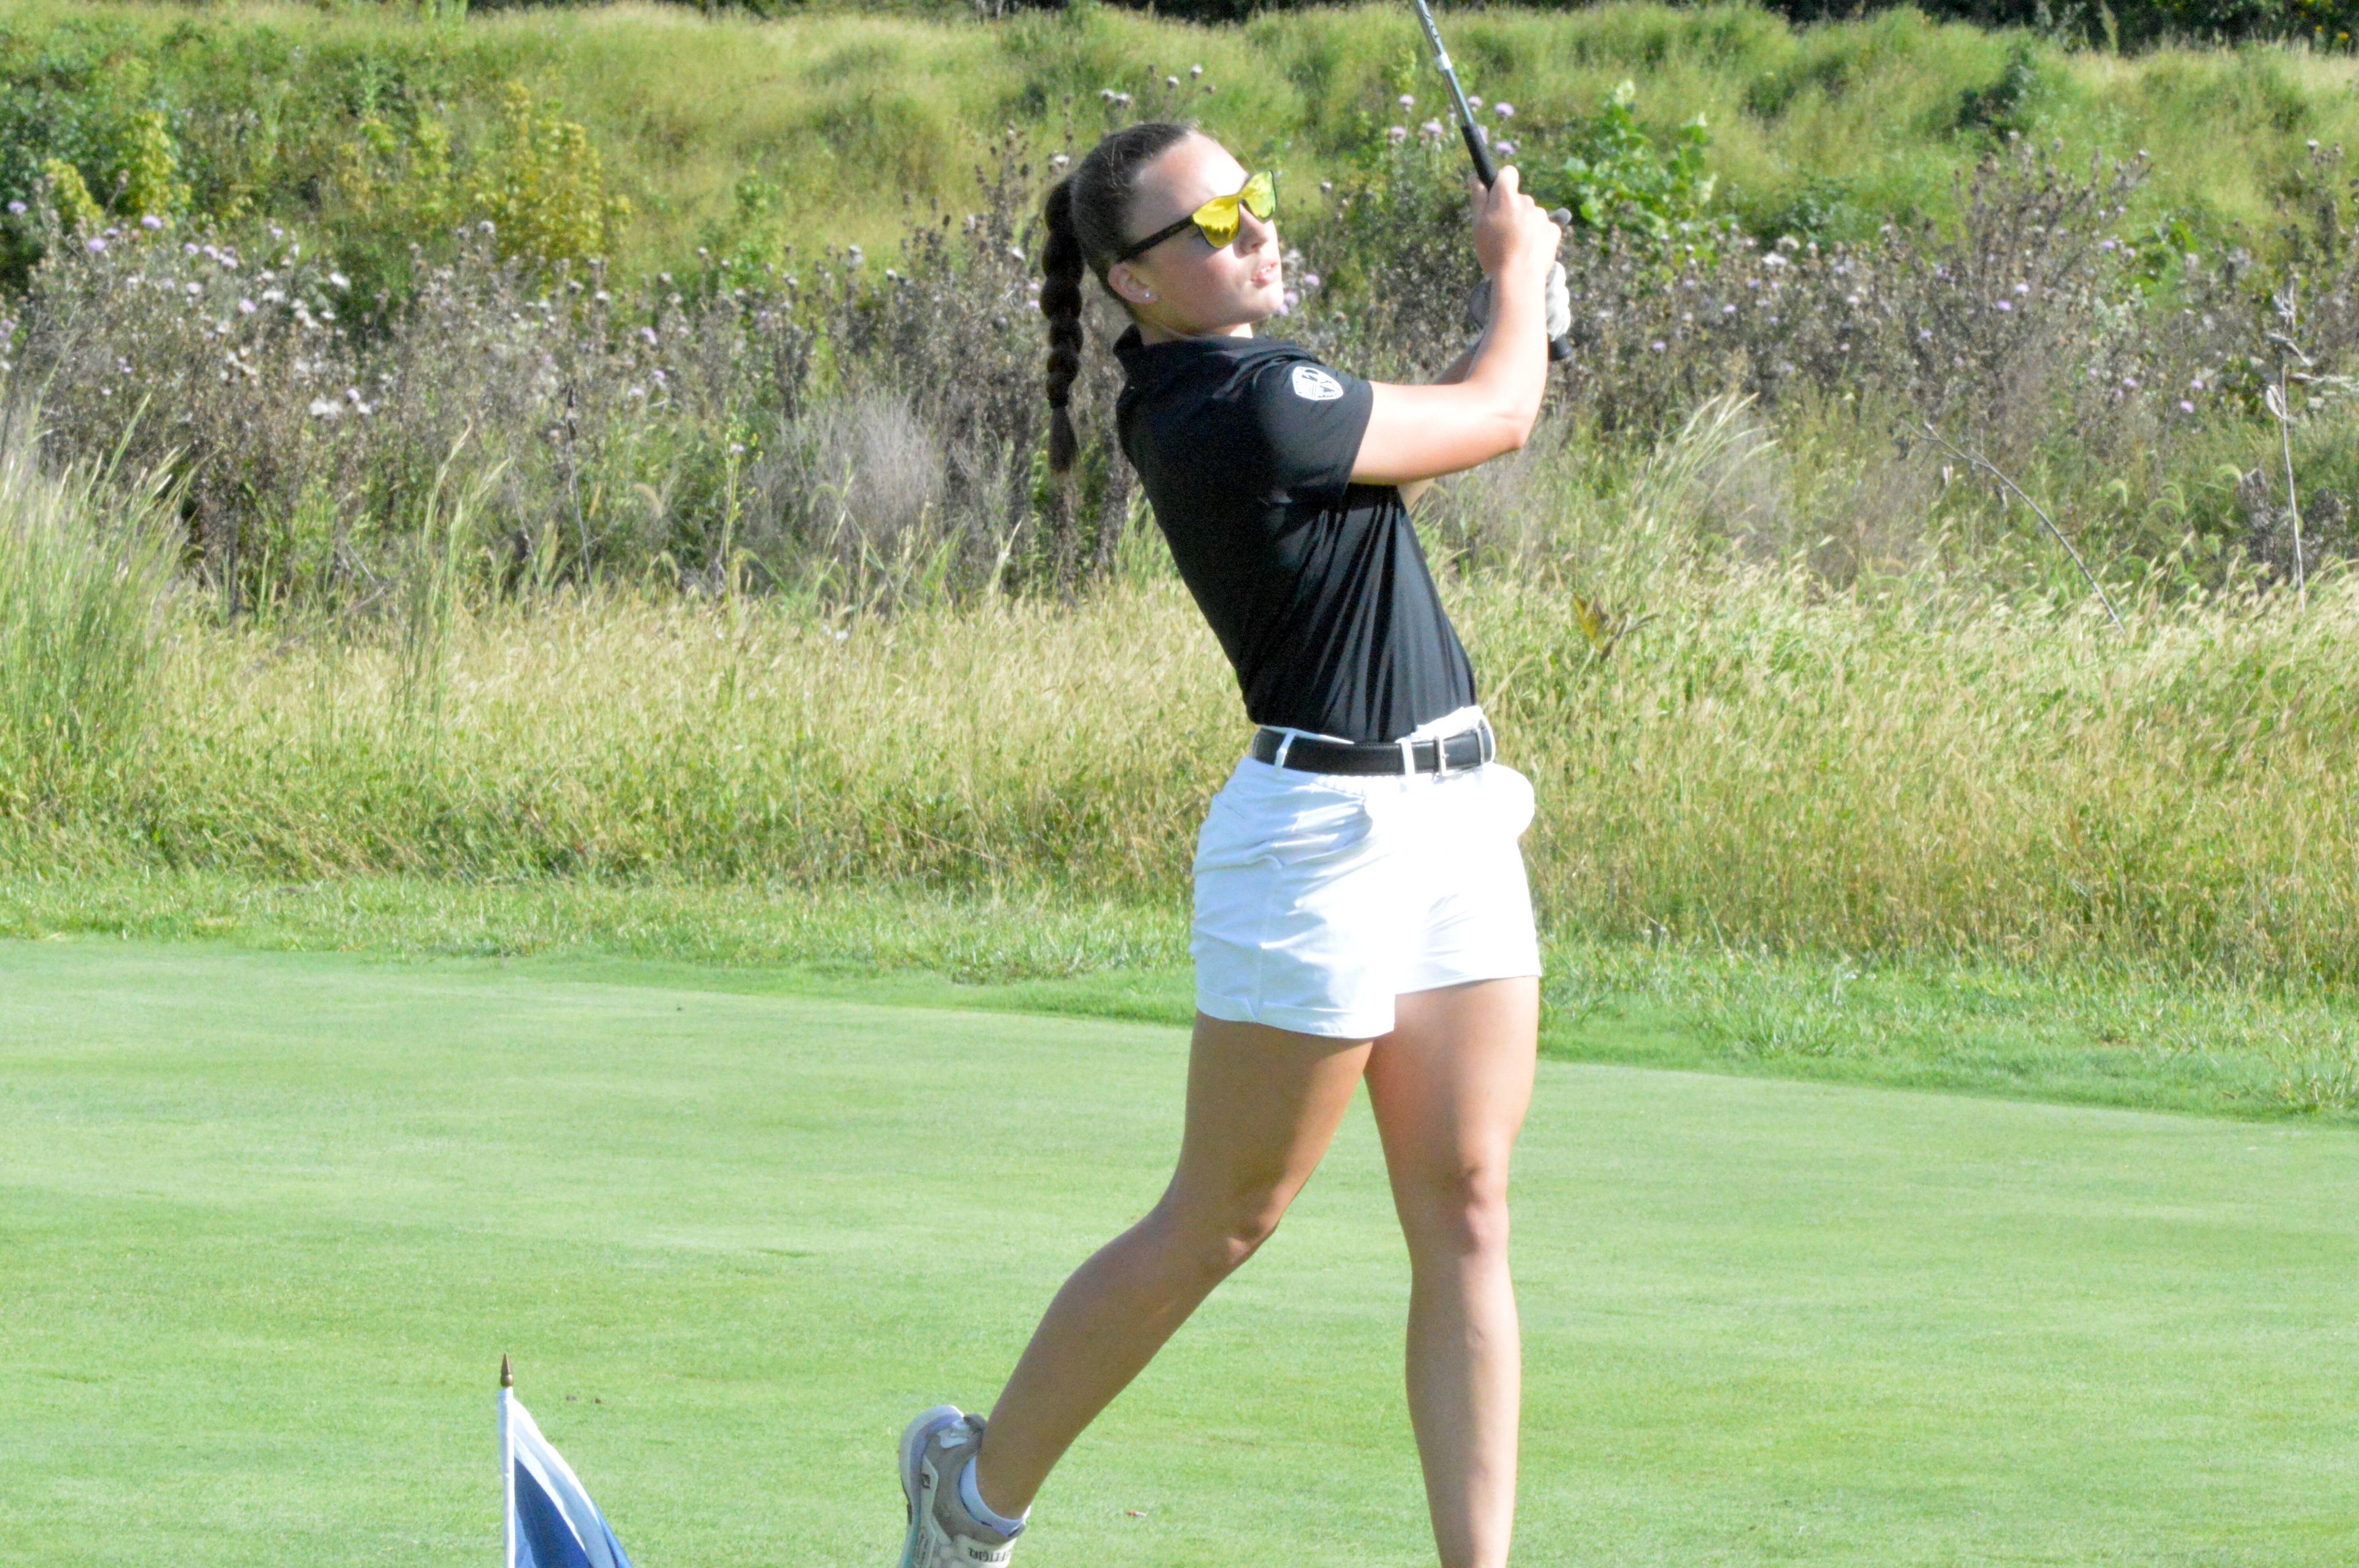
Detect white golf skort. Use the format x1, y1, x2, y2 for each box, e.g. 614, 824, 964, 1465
1189, 706, 1544, 1039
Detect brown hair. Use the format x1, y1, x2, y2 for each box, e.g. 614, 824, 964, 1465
1041, 120, 1196, 472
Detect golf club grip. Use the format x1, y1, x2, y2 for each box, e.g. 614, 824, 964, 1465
1460, 120, 1496, 187
1466, 130, 1573, 364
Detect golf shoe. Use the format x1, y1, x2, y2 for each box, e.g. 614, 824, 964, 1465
896, 1405, 1020, 1567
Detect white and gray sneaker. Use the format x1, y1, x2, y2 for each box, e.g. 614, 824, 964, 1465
896, 1405, 1020, 1568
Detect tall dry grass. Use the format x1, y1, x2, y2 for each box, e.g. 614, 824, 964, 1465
0, 428, 178, 816
10, 431, 2353, 987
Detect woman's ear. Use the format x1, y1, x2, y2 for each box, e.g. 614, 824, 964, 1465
1106, 261, 1156, 305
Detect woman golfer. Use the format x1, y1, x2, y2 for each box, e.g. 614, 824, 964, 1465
896, 120, 1562, 1568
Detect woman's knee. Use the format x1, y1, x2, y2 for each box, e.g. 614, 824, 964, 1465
1395, 1159, 1514, 1262
1157, 1179, 1296, 1278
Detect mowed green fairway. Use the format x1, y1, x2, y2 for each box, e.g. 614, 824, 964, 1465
2, 942, 2355, 1566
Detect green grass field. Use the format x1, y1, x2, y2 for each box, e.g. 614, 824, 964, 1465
6, 938, 2355, 1566
7, 873, 2358, 1121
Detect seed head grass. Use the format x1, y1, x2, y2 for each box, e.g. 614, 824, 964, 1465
0, 427, 178, 817
7, 505, 2354, 989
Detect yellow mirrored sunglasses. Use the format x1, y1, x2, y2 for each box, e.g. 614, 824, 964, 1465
1109, 171, 1277, 263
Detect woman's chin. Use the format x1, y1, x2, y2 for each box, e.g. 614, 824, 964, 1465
1238, 286, 1288, 323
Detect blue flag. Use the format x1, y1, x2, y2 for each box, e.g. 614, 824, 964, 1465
501, 1372, 636, 1568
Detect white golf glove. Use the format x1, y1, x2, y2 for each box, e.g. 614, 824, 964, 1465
1465, 257, 1571, 345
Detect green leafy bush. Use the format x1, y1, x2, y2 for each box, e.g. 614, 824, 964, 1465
465, 81, 632, 270
1540, 79, 1718, 244
326, 110, 459, 306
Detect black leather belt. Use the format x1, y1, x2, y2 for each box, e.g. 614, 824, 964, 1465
1251, 719, 1496, 776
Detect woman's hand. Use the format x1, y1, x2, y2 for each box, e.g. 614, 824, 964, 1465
1464, 262, 1573, 345
1469, 167, 1561, 283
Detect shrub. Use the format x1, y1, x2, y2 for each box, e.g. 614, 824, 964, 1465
327, 111, 460, 308
113, 107, 189, 225
464, 82, 632, 273
37, 159, 103, 232
1548, 80, 1718, 246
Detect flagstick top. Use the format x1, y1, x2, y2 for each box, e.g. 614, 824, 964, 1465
501, 1354, 514, 1389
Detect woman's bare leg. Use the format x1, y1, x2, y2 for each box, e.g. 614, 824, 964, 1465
1364, 977, 1540, 1568
971, 1013, 1373, 1517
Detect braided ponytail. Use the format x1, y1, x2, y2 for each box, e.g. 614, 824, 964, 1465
1038, 120, 1197, 474
1041, 176, 1087, 474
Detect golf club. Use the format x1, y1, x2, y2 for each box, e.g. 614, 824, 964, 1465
1410, 0, 1573, 363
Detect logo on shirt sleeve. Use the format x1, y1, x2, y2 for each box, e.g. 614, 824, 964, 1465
1289, 364, 1346, 402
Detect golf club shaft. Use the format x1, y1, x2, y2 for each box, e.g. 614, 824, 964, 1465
1410, 0, 1571, 363
1411, 0, 1495, 184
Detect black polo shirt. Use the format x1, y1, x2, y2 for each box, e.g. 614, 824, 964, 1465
1112, 325, 1477, 744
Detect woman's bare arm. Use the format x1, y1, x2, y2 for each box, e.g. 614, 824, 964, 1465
1349, 167, 1559, 493
1394, 343, 1477, 510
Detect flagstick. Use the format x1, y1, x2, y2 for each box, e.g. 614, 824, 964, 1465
500, 1355, 516, 1568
